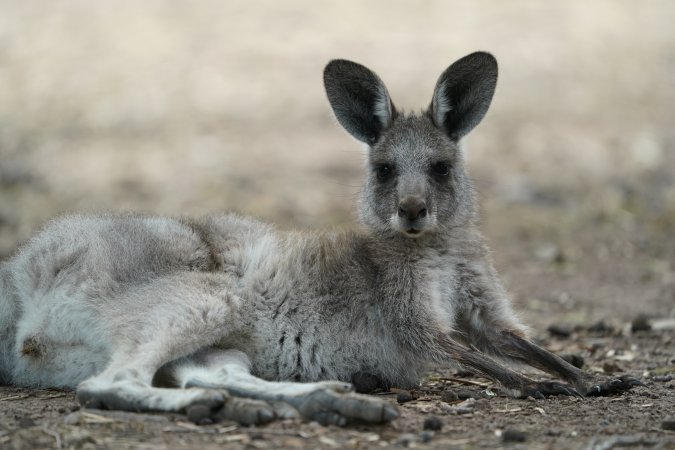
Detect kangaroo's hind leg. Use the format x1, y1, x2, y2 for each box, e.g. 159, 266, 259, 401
75, 273, 274, 419
169, 348, 399, 426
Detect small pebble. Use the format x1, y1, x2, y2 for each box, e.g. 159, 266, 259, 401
503, 429, 527, 442
441, 390, 459, 403
474, 398, 491, 409
535, 243, 564, 263
18, 417, 36, 428
587, 320, 614, 335
186, 404, 213, 425
419, 430, 434, 443
652, 375, 673, 382
561, 353, 584, 369
588, 342, 604, 354
639, 391, 659, 399
63, 412, 83, 425
547, 324, 571, 338
662, 416, 675, 431
423, 415, 443, 431
456, 389, 477, 400
395, 433, 417, 447
631, 314, 651, 332
602, 361, 623, 374
396, 390, 413, 404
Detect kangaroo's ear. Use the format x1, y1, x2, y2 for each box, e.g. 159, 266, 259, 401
430, 52, 498, 141
324, 59, 396, 145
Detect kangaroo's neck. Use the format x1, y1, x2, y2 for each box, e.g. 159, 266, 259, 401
361, 221, 482, 260
293, 223, 481, 285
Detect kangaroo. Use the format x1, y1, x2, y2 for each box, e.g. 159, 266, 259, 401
0, 52, 638, 426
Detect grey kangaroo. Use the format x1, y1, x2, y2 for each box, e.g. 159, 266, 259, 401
0, 52, 638, 426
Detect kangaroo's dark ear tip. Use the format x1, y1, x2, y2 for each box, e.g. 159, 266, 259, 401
324, 59, 359, 76
469, 51, 497, 61
464, 51, 498, 73
326, 58, 354, 67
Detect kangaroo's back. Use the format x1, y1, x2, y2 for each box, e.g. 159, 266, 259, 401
0, 213, 230, 387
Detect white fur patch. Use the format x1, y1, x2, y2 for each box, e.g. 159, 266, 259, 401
432, 80, 451, 127
427, 267, 455, 333
373, 84, 392, 128
241, 234, 279, 279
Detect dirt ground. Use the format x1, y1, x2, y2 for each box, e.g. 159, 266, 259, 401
1, 1, 674, 449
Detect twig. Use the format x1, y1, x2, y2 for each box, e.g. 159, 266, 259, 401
494, 407, 522, 413
41, 392, 70, 399
585, 435, 657, 450
0, 394, 31, 401
243, 428, 319, 437
650, 427, 675, 435
81, 412, 117, 423
438, 377, 490, 388
41, 427, 62, 450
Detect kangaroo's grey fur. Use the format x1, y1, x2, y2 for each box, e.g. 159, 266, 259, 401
0, 52, 602, 426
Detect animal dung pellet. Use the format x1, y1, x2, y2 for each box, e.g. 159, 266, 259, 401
422, 415, 443, 431
396, 390, 413, 404
502, 429, 527, 442
440, 390, 459, 403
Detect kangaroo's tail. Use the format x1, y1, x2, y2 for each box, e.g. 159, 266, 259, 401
0, 262, 18, 385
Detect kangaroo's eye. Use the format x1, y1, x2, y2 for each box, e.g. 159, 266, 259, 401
375, 164, 393, 181
431, 162, 450, 177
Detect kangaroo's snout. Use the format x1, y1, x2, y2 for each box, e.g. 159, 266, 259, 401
396, 193, 432, 237
398, 197, 427, 221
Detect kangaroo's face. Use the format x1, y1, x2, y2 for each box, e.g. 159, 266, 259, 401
365, 116, 467, 237
324, 52, 498, 238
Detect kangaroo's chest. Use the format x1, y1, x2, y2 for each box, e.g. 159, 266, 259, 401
222, 229, 462, 387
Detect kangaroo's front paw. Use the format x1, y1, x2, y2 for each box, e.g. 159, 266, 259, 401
292, 388, 399, 425
520, 380, 584, 399
586, 374, 644, 397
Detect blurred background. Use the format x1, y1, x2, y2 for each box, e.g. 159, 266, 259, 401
0, 0, 673, 325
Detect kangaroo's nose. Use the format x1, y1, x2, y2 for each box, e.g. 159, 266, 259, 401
398, 197, 427, 221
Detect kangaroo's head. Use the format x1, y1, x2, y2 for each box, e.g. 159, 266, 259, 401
323, 52, 497, 238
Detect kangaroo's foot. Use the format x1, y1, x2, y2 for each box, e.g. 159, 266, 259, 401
175, 348, 398, 426
186, 375, 398, 426
586, 375, 644, 397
